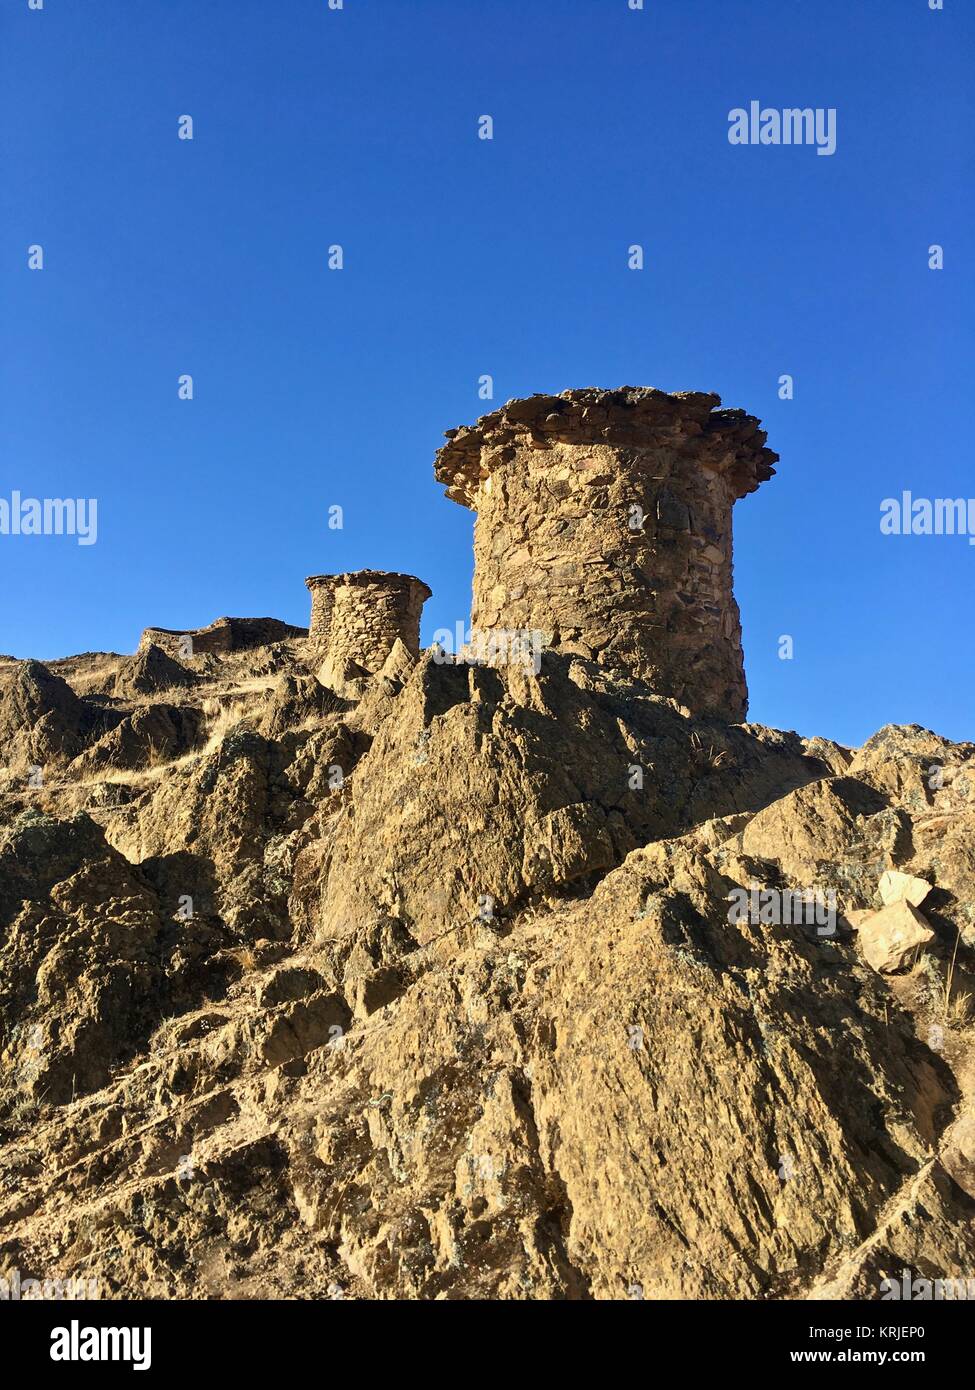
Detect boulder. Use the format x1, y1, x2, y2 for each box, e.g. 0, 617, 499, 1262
878, 869, 932, 908
857, 901, 936, 974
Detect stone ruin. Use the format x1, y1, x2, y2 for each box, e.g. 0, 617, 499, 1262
433, 386, 777, 722
136, 387, 776, 724
138, 616, 306, 658
305, 570, 432, 681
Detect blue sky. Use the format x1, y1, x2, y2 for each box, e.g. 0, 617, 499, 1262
1, 0, 972, 746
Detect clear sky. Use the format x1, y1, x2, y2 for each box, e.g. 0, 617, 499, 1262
1, 0, 972, 747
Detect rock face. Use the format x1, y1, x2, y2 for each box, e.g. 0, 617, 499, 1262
114, 644, 199, 698
0, 660, 104, 768
0, 389, 973, 1303
0, 812, 224, 1106
319, 650, 820, 947
434, 388, 777, 721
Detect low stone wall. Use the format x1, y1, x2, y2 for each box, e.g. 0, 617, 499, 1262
434, 387, 777, 721
137, 616, 307, 659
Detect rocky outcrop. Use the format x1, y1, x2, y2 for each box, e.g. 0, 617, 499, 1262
0, 660, 105, 771
0, 716, 972, 1300
113, 643, 199, 698
69, 704, 205, 777
0, 390, 972, 1303
318, 649, 823, 947
0, 812, 226, 1106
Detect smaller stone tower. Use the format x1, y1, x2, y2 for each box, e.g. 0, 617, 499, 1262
305, 570, 431, 678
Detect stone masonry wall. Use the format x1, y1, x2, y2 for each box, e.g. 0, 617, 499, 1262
305, 570, 431, 677
434, 387, 777, 721
138, 616, 307, 658
305, 576, 337, 653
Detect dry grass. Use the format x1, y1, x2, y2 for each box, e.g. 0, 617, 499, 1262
19, 697, 262, 794
81, 762, 176, 788
225, 946, 258, 974
948, 990, 972, 1026
689, 731, 730, 771
943, 925, 970, 1025
199, 702, 245, 753
227, 676, 278, 695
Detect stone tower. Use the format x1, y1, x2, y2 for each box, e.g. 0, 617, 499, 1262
433, 387, 777, 721
305, 570, 431, 678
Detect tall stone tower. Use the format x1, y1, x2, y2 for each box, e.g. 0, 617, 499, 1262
434, 387, 777, 721
305, 570, 431, 678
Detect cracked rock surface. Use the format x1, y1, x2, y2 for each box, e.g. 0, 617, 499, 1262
0, 637, 973, 1300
